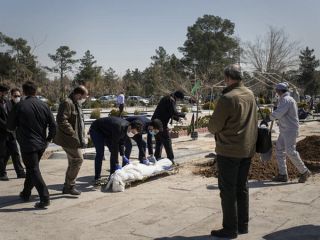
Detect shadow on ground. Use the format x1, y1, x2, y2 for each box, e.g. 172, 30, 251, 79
206, 181, 297, 191
154, 235, 211, 240
0, 193, 77, 211
263, 225, 320, 240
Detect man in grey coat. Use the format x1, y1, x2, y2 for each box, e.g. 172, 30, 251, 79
54, 86, 88, 195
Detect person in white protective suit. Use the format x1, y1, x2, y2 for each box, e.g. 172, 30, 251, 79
270, 82, 311, 183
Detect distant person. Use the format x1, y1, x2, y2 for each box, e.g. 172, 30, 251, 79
270, 82, 311, 183
208, 64, 257, 238
117, 91, 125, 116
10, 88, 22, 105
124, 116, 161, 164
89, 117, 143, 184
54, 86, 88, 195
0, 85, 25, 181
7, 81, 56, 209
151, 90, 186, 164
291, 87, 300, 103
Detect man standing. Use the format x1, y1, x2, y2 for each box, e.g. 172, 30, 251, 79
0, 85, 25, 181
7, 81, 56, 208
151, 91, 186, 164
54, 86, 88, 195
208, 64, 257, 238
89, 117, 143, 184
271, 82, 311, 183
117, 91, 125, 116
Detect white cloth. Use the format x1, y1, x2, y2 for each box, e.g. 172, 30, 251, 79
107, 159, 173, 192
270, 92, 299, 132
275, 132, 308, 175
117, 94, 125, 105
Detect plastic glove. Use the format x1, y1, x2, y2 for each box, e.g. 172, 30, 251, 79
142, 159, 150, 165
147, 155, 157, 163
115, 164, 122, 170
122, 156, 130, 166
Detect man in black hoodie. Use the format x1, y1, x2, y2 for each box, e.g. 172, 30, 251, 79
0, 85, 25, 181
89, 117, 143, 183
151, 91, 186, 164
7, 81, 56, 209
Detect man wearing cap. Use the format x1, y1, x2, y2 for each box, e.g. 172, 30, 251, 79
0, 85, 25, 181
208, 64, 257, 238
151, 90, 186, 164
270, 82, 311, 183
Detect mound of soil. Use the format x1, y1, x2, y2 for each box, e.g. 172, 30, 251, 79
193, 135, 320, 180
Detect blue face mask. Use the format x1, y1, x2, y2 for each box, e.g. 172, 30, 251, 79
149, 130, 159, 136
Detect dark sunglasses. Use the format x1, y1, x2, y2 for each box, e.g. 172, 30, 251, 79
13, 95, 21, 98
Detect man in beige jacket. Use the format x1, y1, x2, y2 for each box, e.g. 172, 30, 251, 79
54, 86, 88, 195
208, 64, 257, 239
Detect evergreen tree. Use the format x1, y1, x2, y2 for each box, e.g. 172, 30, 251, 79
299, 47, 320, 96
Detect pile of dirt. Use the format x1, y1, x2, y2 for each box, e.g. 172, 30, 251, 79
193, 136, 320, 180
296, 135, 320, 171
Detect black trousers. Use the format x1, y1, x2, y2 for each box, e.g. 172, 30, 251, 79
154, 128, 174, 161
124, 133, 153, 162
217, 155, 251, 233
0, 138, 25, 177
21, 149, 49, 201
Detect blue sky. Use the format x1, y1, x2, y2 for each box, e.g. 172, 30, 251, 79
1, 0, 320, 77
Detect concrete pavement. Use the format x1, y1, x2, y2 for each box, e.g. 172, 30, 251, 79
0, 124, 320, 240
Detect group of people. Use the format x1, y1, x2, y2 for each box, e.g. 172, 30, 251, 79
0, 64, 312, 238
0, 80, 186, 209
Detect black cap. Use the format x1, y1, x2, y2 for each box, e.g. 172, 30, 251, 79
174, 90, 184, 100
0, 84, 9, 92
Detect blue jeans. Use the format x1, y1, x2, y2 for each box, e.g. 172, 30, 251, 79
89, 128, 106, 180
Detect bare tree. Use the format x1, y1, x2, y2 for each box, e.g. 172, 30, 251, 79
243, 26, 299, 73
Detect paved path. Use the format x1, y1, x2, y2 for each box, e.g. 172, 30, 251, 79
1, 127, 320, 240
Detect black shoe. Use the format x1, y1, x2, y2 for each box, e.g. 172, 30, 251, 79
19, 192, 30, 202
0, 174, 9, 181
62, 186, 81, 195
34, 200, 50, 209
238, 228, 249, 234
272, 174, 288, 182
298, 170, 311, 183
211, 229, 237, 239
17, 173, 26, 178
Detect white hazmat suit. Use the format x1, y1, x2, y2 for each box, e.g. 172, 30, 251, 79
270, 92, 308, 176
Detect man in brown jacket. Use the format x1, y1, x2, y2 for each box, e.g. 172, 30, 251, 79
54, 86, 88, 195
209, 64, 257, 239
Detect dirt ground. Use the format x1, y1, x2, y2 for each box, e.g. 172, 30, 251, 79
193, 135, 320, 180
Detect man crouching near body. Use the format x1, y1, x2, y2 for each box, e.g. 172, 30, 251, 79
54, 86, 88, 195
208, 64, 258, 239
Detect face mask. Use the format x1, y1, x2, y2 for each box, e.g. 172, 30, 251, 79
77, 98, 86, 105
13, 97, 21, 103
149, 130, 159, 136
127, 131, 135, 138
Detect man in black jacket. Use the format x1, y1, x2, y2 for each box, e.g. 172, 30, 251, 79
151, 91, 186, 164
124, 116, 160, 164
7, 81, 56, 209
0, 85, 25, 181
89, 117, 143, 183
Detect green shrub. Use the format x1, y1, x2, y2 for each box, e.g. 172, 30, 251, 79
181, 105, 189, 113
298, 101, 308, 109
195, 115, 211, 128
134, 110, 141, 115
257, 108, 271, 120
258, 98, 265, 104
202, 102, 215, 110
109, 108, 128, 116
90, 108, 101, 119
